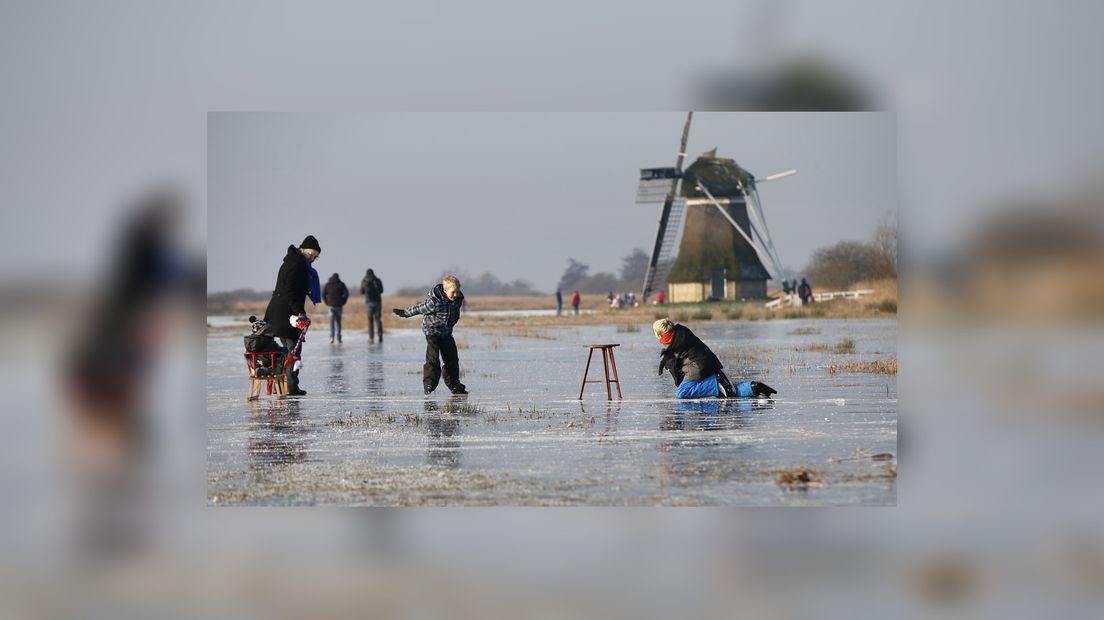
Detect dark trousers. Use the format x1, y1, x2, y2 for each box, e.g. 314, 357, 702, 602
329, 306, 343, 341
366, 302, 382, 341
424, 334, 464, 393
279, 337, 301, 392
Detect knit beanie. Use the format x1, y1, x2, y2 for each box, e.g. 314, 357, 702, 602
300, 235, 321, 252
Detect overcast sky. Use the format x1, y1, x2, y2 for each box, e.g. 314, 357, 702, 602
208, 112, 895, 293
2, 1, 1098, 292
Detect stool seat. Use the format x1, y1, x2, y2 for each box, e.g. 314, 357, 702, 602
578, 344, 622, 400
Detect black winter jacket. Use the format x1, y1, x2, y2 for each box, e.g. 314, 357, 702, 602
323, 276, 349, 307
401, 284, 464, 336
263, 245, 310, 339
659, 324, 724, 386
361, 273, 384, 303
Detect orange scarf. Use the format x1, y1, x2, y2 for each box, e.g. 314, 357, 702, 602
658, 331, 673, 345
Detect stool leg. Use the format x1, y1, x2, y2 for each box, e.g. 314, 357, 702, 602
601, 347, 612, 400
608, 349, 622, 399
578, 348, 595, 399
247, 378, 256, 401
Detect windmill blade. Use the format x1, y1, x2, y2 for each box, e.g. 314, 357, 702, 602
641, 112, 693, 301
756, 169, 797, 183
638, 173, 687, 299
746, 168, 796, 278
695, 179, 779, 280
744, 184, 786, 277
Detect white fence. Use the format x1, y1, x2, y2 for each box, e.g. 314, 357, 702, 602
765, 289, 875, 310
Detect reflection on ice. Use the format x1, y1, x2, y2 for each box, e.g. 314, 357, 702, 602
247, 399, 310, 468
208, 319, 896, 505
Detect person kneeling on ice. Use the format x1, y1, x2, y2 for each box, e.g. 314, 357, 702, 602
393, 275, 468, 396
653, 318, 777, 399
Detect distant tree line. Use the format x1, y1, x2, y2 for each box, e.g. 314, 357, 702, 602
209, 221, 897, 306
395, 269, 543, 297
556, 247, 652, 295
207, 287, 269, 305
804, 213, 897, 289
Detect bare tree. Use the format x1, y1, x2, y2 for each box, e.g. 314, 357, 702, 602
558, 258, 590, 292
872, 211, 897, 278
619, 247, 650, 287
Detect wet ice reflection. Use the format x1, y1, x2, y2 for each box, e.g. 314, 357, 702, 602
208, 320, 896, 505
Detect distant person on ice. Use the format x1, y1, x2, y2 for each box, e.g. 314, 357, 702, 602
322, 272, 349, 343
263, 235, 322, 396
360, 268, 384, 343
652, 318, 777, 399
798, 277, 813, 305
393, 275, 468, 396
555, 288, 563, 316
571, 290, 581, 315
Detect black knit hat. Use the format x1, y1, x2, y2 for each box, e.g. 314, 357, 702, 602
300, 235, 321, 252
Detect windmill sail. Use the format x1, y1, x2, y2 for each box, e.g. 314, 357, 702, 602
743, 183, 786, 278
694, 178, 779, 279
636, 168, 686, 297
640, 112, 693, 302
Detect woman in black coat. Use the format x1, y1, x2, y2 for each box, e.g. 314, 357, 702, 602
263, 235, 320, 395
653, 318, 777, 399
656, 321, 724, 387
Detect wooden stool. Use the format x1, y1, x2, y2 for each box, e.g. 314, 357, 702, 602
578, 344, 622, 400
244, 352, 294, 401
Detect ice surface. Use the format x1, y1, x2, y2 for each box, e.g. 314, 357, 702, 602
208, 319, 896, 505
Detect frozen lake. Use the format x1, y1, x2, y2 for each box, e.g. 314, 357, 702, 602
208, 318, 896, 505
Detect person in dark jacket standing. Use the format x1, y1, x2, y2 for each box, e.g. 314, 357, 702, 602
392, 275, 467, 396
798, 277, 813, 305
652, 318, 777, 399
263, 235, 321, 396
322, 273, 349, 344
555, 288, 563, 316
360, 268, 384, 343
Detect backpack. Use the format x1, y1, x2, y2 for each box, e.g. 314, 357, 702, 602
363, 276, 383, 299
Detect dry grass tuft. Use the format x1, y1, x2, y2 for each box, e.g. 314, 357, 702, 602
827, 359, 897, 374
800, 338, 856, 354
501, 327, 556, 340
442, 400, 482, 415
773, 466, 824, 489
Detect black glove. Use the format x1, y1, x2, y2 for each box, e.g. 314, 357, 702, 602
658, 352, 674, 376
392, 308, 407, 318
750, 381, 777, 397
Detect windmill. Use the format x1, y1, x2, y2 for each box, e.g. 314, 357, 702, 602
636, 112, 796, 302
